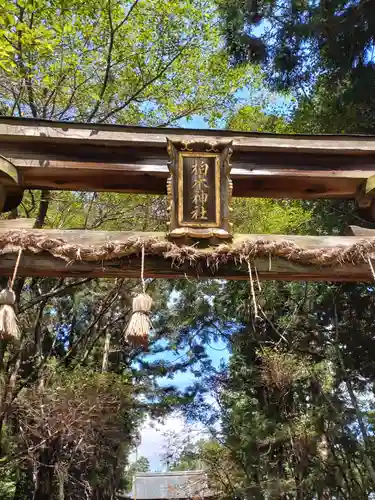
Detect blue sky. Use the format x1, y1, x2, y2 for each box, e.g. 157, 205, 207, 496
178, 86, 295, 130
156, 338, 229, 390
132, 339, 229, 470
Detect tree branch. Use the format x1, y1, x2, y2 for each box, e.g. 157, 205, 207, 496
19, 278, 93, 313
63, 279, 125, 363
55, 76, 93, 120
10, 84, 24, 117
42, 75, 66, 119
87, 1, 115, 122
113, 0, 141, 33
87, 0, 140, 122
34, 190, 51, 228
16, 6, 38, 118
80, 310, 128, 364
97, 44, 190, 123
333, 299, 375, 487
156, 106, 204, 127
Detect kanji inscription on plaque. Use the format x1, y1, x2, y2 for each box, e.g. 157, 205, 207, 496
166, 139, 233, 243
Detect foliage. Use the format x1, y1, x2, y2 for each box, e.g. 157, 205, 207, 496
173, 274, 375, 498
0, 2, 259, 494
123, 455, 150, 492
161, 52, 375, 500
227, 104, 291, 133
226, 104, 312, 236
169, 441, 204, 472
1, 190, 210, 499
13, 366, 134, 499
130, 456, 150, 473
218, 0, 375, 134
0, 1, 374, 499
232, 197, 311, 235
0, 0, 255, 126
0, 30, 266, 500
0, 426, 16, 500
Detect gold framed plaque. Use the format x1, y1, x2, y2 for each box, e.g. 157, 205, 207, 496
166, 139, 233, 243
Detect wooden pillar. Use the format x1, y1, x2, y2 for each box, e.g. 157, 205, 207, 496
0, 156, 23, 213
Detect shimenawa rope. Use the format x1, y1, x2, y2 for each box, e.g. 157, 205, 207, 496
2, 230, 375, 268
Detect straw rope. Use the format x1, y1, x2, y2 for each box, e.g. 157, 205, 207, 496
0, 230, 375, 268
8, 247, 23, 290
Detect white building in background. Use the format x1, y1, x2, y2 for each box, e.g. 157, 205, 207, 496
122, 470, 215, 500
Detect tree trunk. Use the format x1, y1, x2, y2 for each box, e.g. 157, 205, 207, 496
33, 449, 55, 500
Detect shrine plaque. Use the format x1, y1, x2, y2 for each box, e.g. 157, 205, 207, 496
166, 139, 233, 243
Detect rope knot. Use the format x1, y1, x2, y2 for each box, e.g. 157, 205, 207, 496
132, 293, 152, 313
0, 289, 16, 306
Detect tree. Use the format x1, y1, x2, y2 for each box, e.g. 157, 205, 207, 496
167, 441, 205, 472
3, 2, 375, 499
175, 266, 375, 498
13, 367, 135, 500
164, 106, 375, 499
227, 105, 311, 237
218, 0, 375, 134
123, 455, 150, 491
4, 192, 208, 499
0, 2, 258, 498
131, 456, 150, 473
1, 0, 253, 125
227, 104, 291, 133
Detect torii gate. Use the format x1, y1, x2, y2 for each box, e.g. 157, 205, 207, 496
0, 116, 375, 282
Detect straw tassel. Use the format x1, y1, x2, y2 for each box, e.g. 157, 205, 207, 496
0, 248, 22, 341
124, 245, 152, 348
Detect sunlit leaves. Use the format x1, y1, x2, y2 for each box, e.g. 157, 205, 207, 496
0, 0, 257, 125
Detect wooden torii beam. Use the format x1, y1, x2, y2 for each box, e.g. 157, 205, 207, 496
0, 221, 373, 282
0, 119, 375, 283
1, 117, 375, 201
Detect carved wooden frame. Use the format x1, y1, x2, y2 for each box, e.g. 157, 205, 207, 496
166, 139, 233, 242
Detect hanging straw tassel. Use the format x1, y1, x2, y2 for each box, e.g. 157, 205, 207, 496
0, 248, 22, 341
124, 245, 152, 348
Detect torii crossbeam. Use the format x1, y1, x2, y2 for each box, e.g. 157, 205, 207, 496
0, 220, 373, 283
1, 117, 375, 283
2, 116, 375, 202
